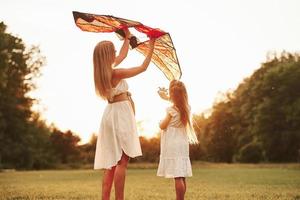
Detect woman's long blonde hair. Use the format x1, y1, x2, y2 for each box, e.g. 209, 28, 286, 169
93, 41, 116, 100
169, 80, 191, 128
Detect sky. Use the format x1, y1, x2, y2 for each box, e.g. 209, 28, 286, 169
1, 0, 300, 143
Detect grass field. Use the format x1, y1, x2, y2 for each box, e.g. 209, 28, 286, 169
1, 163, 300, 200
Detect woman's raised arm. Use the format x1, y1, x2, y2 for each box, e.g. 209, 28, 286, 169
113, 38, 156, 79
114, 28, 131, 67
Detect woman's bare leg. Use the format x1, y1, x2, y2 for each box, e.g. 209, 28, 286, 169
102, 166, 116, 200
114, 152, 129, 200
175, 177, 185, 200
183, 178, 186, 193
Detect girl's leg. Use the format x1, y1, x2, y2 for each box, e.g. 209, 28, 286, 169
114, 152, 130, 200
175, 177, 185, 200
102, 166, 116, 200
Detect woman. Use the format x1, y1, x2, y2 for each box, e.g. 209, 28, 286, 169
93, 28, 156, 200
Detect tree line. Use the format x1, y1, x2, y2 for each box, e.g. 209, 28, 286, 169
192, 51, 300, 163
1, 21, 299, 169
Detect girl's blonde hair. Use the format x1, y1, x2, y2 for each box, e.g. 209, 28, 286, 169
169, 80, 191, 128
93, 41, 116, 100
169, 80, 198, 144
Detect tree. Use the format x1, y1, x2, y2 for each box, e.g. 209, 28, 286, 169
79, 133, 97, 164
133, 136, 160, 163
247, 53, 300, 161
0, 21, 52, 169
200, 100, 237, 162
193, 52, 300, 162
49, 129, 81, 164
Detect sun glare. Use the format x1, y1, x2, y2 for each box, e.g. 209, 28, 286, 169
137, 119, 161, 138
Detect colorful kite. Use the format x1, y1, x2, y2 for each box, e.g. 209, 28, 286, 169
72, 11, 182, 80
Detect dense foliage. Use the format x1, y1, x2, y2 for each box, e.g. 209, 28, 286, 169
0, 22, 83, 169
193, 52, 300, 163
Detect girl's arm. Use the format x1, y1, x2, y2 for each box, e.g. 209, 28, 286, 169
159, 113, 171, 130
113, 38, 156, 79
114, 29, 131, 67
157, 87, 170, 101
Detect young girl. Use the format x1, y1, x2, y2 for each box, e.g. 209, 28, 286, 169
93, 28, 155, 200
157, 80, 198, 200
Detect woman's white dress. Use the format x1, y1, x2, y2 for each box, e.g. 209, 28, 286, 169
157, 107, 192, 178
94, 80, 142, 169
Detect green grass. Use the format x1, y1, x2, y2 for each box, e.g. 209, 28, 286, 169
1, 163, 300, 200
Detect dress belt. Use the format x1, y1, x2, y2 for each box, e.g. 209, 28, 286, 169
108, 92, 135, 115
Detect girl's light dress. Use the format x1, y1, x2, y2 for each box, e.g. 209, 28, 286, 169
157, 107, 192, 178
94, 80, 142, 169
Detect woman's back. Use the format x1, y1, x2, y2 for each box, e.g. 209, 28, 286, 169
108, 79, 128, 100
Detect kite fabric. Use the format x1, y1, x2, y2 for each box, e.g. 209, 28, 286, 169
72, 11, 182, 80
